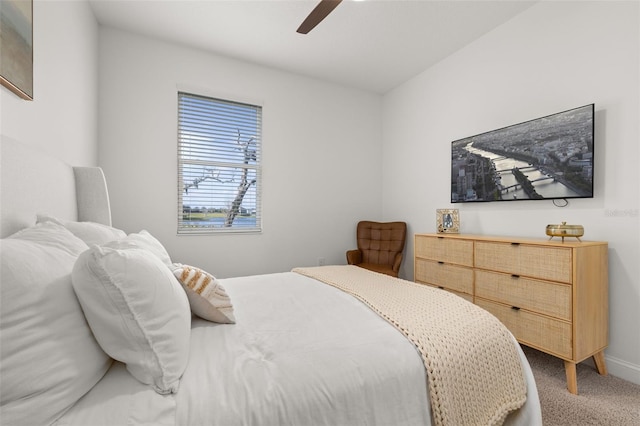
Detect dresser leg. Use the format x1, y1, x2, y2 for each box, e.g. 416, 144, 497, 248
593, 351, 608, 376
564, 361, 578, 394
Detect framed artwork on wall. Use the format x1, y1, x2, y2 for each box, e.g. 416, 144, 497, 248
437, 209, 459, 233
0, 0, 33, 100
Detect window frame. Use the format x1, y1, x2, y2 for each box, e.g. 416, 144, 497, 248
177, 91, 262, 235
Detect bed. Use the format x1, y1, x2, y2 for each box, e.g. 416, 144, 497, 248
0, 135, 542, 426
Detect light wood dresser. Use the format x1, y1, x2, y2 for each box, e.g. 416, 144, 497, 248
414, 233, 608, 394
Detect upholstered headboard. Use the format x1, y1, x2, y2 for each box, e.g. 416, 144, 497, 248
1, 136, 112, 238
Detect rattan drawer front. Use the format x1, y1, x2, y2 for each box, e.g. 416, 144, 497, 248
420, 282, 474, 303
476, 299, 572, 359
475, 270, 572, 320
415, 236, 473, 266
475, 241, 572, 283
415, 258, 473, 295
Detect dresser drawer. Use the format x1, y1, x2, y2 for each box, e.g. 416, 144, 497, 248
419, 282, 474, 303
415, 258, 473, 295
476, 298, 572, 359
475, 241, 572, 283
475, 270, 572, 320
415, 235, 473, 267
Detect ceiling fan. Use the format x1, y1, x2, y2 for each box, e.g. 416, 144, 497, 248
297, 0, 343, 34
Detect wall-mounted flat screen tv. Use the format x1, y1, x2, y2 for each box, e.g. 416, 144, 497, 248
451, 104, 594, 203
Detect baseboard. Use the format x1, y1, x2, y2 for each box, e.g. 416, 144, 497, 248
605, 355, 640, 386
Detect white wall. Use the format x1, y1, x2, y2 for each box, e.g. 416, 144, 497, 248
98, 28, 383, 278
382, 1, 639, 384
0, 0, 98, 166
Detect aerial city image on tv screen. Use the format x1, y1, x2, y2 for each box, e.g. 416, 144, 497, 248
451, 104, 594, 203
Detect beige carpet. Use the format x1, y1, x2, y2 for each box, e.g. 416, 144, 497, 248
522, 345, 640, 425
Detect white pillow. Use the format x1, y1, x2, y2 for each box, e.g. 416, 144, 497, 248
37, 213, 126, 246
71, 243, 191, 394
172, 263, 236, 324
0, 222, 112, 426
112, 229, 173, 267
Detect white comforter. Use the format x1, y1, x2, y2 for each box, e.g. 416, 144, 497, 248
56, 271, 541, 426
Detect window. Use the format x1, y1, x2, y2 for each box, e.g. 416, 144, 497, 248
178, 92, 262, 234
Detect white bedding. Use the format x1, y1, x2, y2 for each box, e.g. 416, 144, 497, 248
57, 271, 541, 426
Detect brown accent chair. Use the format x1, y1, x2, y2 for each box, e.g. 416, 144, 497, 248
346, 221, 407, 278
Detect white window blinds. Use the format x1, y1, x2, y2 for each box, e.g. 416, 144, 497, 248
178, 92, 262, 234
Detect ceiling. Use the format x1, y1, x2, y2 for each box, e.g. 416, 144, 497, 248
89, 0, 537, 94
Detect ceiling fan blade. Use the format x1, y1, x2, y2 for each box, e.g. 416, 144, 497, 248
297, 0, 343, 34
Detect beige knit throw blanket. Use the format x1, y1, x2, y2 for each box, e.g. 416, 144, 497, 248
292, 265, 527, 426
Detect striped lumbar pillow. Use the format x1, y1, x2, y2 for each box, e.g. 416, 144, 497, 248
172, 264, 236, 324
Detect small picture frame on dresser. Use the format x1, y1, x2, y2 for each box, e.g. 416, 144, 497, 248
437, 209, 459, 233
